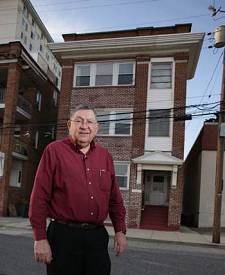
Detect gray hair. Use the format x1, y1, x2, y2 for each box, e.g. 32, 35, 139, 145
70, 104, 97, 119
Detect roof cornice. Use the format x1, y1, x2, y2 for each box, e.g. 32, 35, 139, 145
48, 32, 204, 79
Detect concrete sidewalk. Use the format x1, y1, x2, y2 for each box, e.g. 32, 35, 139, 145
0, 217, 225, 248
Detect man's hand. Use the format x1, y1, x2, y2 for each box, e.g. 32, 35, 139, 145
114, 231, 127, 256
34, 239, 53, 264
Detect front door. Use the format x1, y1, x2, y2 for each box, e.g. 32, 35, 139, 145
145, 172, 168, 206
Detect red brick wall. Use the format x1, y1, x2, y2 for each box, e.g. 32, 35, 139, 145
169, 60, 188, 228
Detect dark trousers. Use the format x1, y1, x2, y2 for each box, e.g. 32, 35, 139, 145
46, 221, 111, 275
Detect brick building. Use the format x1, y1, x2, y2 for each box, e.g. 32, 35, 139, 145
0, 0, 60, 216
49, 24, 204, 230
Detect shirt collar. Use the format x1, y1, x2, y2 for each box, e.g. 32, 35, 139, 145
67, 136, 96, 153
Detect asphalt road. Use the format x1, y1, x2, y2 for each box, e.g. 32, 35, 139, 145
0, 234, 225, 275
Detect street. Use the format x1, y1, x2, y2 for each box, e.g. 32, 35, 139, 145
0, 234, 225, 275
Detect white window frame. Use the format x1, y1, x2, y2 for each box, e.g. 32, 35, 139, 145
96, 109, 133, 137
114, 161, 130, 190
74, 61, 135, 87
149, 58, 174, 90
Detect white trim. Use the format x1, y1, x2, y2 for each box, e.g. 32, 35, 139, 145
132, 189, 142, 193
0, 59, 18, 64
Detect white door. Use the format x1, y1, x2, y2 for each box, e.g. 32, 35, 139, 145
9, 160, 22, 187
145, 173, 168, 206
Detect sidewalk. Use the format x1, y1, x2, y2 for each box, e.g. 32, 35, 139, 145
0, 217, 225, 248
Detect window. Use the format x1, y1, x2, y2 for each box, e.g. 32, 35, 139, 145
21, 32, 23, 39
75, 64, 90, 86
36, 91, 42, 111
29, 43, 32, 51
97, 110, 132, 136
25, 23, 28, 31
74, 62, 135, 87
24, 36, 27, 45
32, 18, 35, 26
96, 63, 113, 85
114, 162, 129, 189
148, 109, 170, 137
40, 44, 43, 52
150, 62, 172, 89
118, 63, 133, 85
31, 31, 34, 39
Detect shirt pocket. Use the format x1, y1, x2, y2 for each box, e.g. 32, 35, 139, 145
98, 169, 112, 192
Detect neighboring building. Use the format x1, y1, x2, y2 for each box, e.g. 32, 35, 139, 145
183, 122, 225, 228
0, 0, 60, 216
49, 24, 204, 230
0, 0, 61, 89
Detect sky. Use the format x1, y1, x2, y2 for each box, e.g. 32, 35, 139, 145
31, 0, 225, 158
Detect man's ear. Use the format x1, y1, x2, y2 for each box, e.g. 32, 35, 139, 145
67, 120, 71, 130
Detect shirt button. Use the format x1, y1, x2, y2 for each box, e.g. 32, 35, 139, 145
89, 182, 91, 185
90, 212, 94, 216
90, 196, 94, 199
87, 168, 90, 171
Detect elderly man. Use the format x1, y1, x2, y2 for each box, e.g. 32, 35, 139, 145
29, 104, 127, 275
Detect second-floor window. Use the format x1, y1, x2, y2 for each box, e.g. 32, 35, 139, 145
148, 109, 170, 137
150, 62, 172, 89
97, 110, 132, 136
74, 62, 135, 87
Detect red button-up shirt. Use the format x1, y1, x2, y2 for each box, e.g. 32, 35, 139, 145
29, 137, 126, 241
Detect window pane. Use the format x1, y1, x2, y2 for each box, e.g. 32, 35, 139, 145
95, 63, 113, 85
148, 109, 170, 137
118, 74, 133, 85
76, 76, 90, 86
97, 111, 110, 135
119, 63, 133, 74
77, 65, 90, 76
118, 63, 133, 85
117, 176, 127, 188
115, 164, 128, 175
115, 112, 131, 135
76, 65, 90, 86
150, 62, 172, 89
95, 75, 112, 85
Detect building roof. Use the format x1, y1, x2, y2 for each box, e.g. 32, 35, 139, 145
49, 25, 204, 79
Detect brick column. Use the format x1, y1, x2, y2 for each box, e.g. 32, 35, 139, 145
56, 60, 74, 139
168, 59, 188, 228
0, 63, 21, 216
128, 56, 149, 228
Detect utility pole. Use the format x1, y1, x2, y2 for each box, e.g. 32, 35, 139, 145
212, 25, 225, 243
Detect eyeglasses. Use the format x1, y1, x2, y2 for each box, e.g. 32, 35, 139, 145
71, 119, 97, 126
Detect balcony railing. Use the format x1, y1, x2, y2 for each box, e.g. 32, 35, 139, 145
0, 88, 32, 116
17, 95, 32, 116
13, 138, 28, 156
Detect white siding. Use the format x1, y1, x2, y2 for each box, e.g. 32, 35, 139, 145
199, 151, 225, 227
0, 0, 18, 43
145, 57, 174, 151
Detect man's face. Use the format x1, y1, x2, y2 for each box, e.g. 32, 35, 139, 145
67, 109, 99, 148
